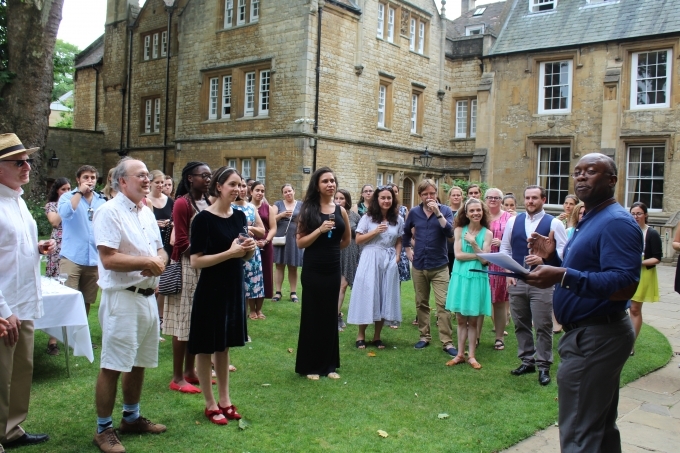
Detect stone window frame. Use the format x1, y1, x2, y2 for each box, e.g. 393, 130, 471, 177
377, 2, 400, 45
140, 28, 167, 62
377, 72, 395, 131
537, 59, 573, 115
201, 61, 272, 122
453, 97, 477, 139
140, 95, 161, 135
219, 0, 260, 31
465, 25, 484, 36
410, 85, 424, 136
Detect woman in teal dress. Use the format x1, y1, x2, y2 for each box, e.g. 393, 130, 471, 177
445, 198, 492, 370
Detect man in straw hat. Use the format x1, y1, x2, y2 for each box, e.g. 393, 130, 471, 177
0, 133, 52, 449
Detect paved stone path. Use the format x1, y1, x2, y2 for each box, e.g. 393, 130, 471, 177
503, 265, 680, 453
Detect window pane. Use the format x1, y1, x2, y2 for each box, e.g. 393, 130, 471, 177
626, 145, 665, 208
634, 50, 670, 107
245, 72, 255, 116
259, 70, 270, 114
541, 61, 571, 112
537, 145, 570, 205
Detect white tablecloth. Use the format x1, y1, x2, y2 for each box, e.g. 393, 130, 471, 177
35, 277, 94, 363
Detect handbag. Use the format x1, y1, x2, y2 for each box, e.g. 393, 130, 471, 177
273, 202, 295, 246
158, 260, 182, 295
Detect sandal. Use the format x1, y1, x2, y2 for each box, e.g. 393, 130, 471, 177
327, 372, 341, 379
229, 364, 237, 372
272, 291, 282, 302
249, 312, 258, 320
218, 404, 242, 420
372, 340, 386, 349
446, 355, 466, 366
47, 343, 60, 356
307, 374, 320, 380
468, 358, 482, 369
494, 339, 505, 350
205, 408, 228, 425
290, 292, 299, 303
412, 318, 418, 325
355, 340, 366, 349
257, 313, 266, 319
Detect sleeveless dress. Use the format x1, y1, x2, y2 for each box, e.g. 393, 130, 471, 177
632, 227, 660, 303
445, 226, 492, 316
397, 205, 411, 282
347, 215, 403, 325
257, 201, 274, 298
273, 200, 304, 266
295, 205, 345, 376
232, 202, 265, 299
152, 196, 174, 260
489, 211, 512, 303
43, 201, 62, 277
339, 209, 361, 286
188, 210, 248, 354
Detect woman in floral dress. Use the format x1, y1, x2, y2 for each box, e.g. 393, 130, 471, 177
233, 179, 266, 320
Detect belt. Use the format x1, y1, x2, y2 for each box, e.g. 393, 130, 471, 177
125, 286, 155, 297
563, 311, 628, 333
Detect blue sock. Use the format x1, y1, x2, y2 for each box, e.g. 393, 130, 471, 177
97, 416, 113, 434
122, 403, 140, 423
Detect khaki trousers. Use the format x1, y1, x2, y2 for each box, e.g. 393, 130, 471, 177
412, 265, 453, 348
0, 320, 34, 443
61, 258, 99, 306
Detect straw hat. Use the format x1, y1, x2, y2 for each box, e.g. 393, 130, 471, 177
0, 133, 39, 160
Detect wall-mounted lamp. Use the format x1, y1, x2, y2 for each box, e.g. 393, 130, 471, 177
48, 149, 59, 168
413, 146, 433, 167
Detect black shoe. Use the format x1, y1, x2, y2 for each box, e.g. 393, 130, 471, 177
4, 433, 50, 449
414, 340, 430, 349
538, 370, 551, 386
443, 346, 458, 356
510, 364, 536, 376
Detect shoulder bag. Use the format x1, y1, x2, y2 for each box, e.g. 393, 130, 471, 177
273, 202, 296, 246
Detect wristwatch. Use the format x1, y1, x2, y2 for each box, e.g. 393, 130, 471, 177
74, 190, 82, 195
436, 214, 444, 219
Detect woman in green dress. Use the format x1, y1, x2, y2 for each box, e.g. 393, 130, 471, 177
445, 198, 492, 369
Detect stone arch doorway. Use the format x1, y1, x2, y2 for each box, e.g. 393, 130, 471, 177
403, 177, 415, 209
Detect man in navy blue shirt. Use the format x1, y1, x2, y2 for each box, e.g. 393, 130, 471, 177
526, 153, 640, 453
403, 179, 457, 356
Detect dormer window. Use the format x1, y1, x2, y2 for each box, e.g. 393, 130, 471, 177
466, 25, 484, 36
587, 0, 617, 4
473, 7, 487, 16
530, 0, 557, 13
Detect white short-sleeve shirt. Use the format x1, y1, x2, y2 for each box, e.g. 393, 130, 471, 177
94, 192, 163, 291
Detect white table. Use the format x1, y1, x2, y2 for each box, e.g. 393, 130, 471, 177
35, 277, 94, 375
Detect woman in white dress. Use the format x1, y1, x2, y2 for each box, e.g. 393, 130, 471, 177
347, 186, 403, 349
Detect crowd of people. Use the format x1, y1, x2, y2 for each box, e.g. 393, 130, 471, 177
0, 130, 678, 452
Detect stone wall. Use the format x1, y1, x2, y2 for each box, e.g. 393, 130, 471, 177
44, 128, 106, 184
73, 67, 98, 130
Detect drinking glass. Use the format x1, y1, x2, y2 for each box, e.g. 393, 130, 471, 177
238, 233, 250, 244
58, 272, 68, 285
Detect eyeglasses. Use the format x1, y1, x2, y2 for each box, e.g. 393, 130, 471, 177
485, 196, 501, 201
125, 173, 150, 180
376, 185, 393, 191
191, 173, 212, 179
571, 170, 613, 179
362, 189, 374, 193
2, 159, 34, 167
630, 212, 645, 217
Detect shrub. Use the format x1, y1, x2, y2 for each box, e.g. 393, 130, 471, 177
25, 198, 52, 237
441, 179, 489, 197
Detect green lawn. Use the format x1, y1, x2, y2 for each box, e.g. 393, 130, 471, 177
26, 272, 672, 453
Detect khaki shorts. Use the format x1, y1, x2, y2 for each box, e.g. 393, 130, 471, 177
99, 289, 159, 372
60, 258, 99, 306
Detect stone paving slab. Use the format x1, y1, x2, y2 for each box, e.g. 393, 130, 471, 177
502, 266, 680, 452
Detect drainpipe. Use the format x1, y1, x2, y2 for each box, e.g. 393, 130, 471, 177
163, 6, 175, 173
125, 25, 133, 154
312, 5, 322, 171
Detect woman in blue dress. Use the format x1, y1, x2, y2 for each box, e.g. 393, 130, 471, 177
445, 198, 492, 370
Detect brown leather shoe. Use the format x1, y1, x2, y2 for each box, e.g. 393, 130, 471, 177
118, 416, 167, 435
93, 428, 125, 453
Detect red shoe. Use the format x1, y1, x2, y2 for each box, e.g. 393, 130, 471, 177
185, 377, 216, 385
218, 404, 242, 420
169, 381, 201, 394
205, 408, 228, 425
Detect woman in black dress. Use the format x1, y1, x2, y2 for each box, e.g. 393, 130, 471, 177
295, 167, 351, 380
188, 166, 257, 425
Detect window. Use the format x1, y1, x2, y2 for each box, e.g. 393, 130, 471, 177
142, 97, 161, 134
237, 0, 246, 25
470, 99, 477, 138
530, 0, 557, 13
538, 60, 572, 114
222, 75, 232, 118
251, 0, 259, 21
225, 0, 233, 28
161, 31, 167, 57
631, 50, 672, 110
145, 99, 152, 133
418, 22, 425, 54
377, 172, 383, 186
473, 6, 487, 15
154, 98, 161, 133
152, 33, 159, 59
209, 77, 219, 120
465, 25, 484, 36
256, 159, 266, 185
411, 88, 426, 135
411, 94, 418, 133
386, 173, 394, 184
245, 71, 256, 116
626, 145, 665, 210
378, 85, 386, 127
537, 145, 570, 205
409, 18, 416, 51
259, 70, 270, 116
143, 35, 150, 61
242, 159, 251, 179
377, 3, 384, 39
587, 0, 617, 4
455, 101, 468, 138
387, 7, 395, 43
454, 98, 476, 138
227, 158, 237, 168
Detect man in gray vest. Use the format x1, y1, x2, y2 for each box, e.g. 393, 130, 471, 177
500, 185, 567, 385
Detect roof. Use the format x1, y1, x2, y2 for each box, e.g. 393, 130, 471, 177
50, 91, 73, 112
447, 1, 509, 39
491, 0, 680, 55
326, 0, 361, 13
75, 35, 104, 69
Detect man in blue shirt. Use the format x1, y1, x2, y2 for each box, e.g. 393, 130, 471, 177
58, 165, 107, 316
403, 179, 457, 356
526, 153, 640, 453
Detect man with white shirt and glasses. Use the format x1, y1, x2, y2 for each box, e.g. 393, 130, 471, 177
0, 134, 52, 449
58, 165, 106, 317
92, 157, 167, 453
500, 185, 567, 386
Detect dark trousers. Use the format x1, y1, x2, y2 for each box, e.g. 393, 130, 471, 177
557, 317, 635, 453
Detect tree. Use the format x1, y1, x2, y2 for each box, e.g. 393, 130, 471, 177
52, 38, 78, 101
0, 0, 64, 200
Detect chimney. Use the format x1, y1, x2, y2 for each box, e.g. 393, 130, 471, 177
461, 0, 477, 13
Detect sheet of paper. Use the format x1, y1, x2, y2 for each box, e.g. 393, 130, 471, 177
476, 252, 529, 275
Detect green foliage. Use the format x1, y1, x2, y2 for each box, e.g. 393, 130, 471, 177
25, 198, 52, 237
441, 179, 490, 197
55, 97, 73, 128
52, 39, 79, 101
0, 0, 16, 98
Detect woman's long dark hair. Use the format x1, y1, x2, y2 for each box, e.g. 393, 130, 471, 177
455, 198, 490, 229
47, 177, 71, 202
367, 187, 399, 225
336, 188, 352, 211
175, 161, 211, 210
298, 166, 336, 235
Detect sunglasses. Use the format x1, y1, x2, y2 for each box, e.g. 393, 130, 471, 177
3, 158, 34, 167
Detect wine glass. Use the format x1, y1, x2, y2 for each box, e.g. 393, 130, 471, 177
327, 213, 335, 238
58, 272, 68, 285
